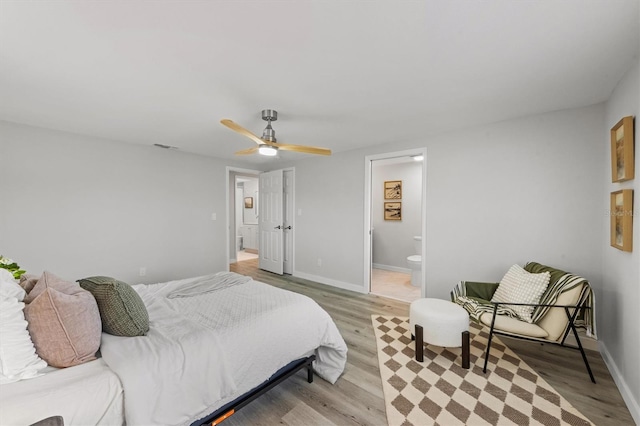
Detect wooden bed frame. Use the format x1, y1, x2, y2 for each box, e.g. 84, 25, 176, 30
192, 355, 316, 426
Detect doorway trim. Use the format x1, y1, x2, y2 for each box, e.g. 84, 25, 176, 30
226, 166, 261, 271
282, 167, 295, 275
364, 148, 427, 296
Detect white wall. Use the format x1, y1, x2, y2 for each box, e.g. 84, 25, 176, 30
292, 104, 605, 299
372, 161, 422, 270
0, 121, 234, 284
424, 105, 605, 294
602, 57, 639, 423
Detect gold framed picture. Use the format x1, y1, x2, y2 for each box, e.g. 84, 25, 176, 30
610, 189, 633, 252
244, 197, 253, 209
384, 202, 402, 220
611, 116, 634, 182
384, 180, 402, 199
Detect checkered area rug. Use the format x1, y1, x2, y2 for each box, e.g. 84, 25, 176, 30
372, 315, 592, 426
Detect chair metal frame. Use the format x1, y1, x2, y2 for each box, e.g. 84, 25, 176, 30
483, 300, 595, 383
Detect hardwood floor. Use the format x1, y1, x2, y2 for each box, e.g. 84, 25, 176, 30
228, 259, 634, 426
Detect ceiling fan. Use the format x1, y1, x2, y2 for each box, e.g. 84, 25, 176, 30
220, 110, 332, 157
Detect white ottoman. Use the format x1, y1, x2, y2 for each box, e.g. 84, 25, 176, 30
409, 298, 470, 368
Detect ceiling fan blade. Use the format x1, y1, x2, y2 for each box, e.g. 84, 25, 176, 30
221, 119, 265, 146
276, 143, 332, 156
235, 146, 259, 155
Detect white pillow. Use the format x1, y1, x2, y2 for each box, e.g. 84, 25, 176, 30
0, 269, 14, 282
0, 293, 47, 384
0, 273, 26, 301
491, 264, 551, 323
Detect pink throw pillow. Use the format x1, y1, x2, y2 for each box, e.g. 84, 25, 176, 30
24, 271, 101, 368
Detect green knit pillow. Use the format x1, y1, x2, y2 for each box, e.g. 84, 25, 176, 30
77, 276, 149, 337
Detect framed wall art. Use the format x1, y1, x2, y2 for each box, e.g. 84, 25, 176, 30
384, 202, 402, 220
244, 197, 253, 209
611, 116, 634, 182
610, 189, 633, 252
384, 180, 402, 199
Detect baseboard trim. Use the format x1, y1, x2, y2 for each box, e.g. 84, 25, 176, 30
293, 271, 366, 294
372, 263, 411, 274
599, 341, 639, 424
564, 333, 599, 352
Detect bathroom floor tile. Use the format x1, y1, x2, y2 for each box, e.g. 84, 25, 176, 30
370, 268, 421, 302
237, 250, 259, 262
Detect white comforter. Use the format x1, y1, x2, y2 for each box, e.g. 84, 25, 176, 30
0, 359, 123, 426
100, 273, 347, 426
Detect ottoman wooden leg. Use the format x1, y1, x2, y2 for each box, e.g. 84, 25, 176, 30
415, 325, 424, 362
462, 331, 470, 369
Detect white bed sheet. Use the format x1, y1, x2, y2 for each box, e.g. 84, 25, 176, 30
0, 358, 124, 426
100, 273, 347, 426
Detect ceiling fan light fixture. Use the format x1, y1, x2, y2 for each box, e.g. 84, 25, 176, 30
258, 144, 278, 156
221, 109, 331, 157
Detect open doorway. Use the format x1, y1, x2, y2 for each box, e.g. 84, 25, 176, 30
364, 149, 426, 302
236, 175, 259, 262
226, 166, 296, 275
227, 167, 260, 268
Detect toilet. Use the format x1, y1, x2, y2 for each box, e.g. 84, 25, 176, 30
407, 236, 422, 287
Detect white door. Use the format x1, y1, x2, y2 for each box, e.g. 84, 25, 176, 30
283, 170, 294, 274
259, 170, 284, 274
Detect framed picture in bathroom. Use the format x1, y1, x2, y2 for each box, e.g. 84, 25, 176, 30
384, 180, 402, 199
384, 202, 402, 220
244, 197, 253, 209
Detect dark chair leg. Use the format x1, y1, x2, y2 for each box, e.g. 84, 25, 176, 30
462, 331, 470, 369
415, 324, 424, 362
564, 307, 596, 384
483, 305, 498, 374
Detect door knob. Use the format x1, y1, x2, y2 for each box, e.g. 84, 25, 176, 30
274, 225, 282, 230
284, 226, 292, 230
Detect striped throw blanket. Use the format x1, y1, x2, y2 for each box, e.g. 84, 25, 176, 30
452, 267, 596, 339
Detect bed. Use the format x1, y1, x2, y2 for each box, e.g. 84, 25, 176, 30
0, 272, 348, 426
0, 359, 124, 425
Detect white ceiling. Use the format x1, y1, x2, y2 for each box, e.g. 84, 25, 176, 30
1, 1, 638, 164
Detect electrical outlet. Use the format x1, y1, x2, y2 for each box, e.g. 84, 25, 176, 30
317, 258, 322, 267
139, 267, 146, 276
211, 213, 217, 221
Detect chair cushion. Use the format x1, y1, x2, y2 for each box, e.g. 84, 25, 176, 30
491, 264, 550, 323
479, 312, 548, 338
537, 284, 584, 341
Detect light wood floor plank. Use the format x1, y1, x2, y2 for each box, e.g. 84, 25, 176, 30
282, 401, 333, 426
224, 259, 633, 426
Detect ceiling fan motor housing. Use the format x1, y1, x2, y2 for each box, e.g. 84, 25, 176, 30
261, 109, 278, 142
